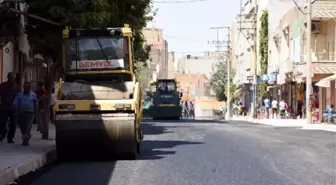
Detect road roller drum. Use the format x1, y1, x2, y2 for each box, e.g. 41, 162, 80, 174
55, 113, 141, 160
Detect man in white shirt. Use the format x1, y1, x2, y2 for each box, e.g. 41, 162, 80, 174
271, 98, 278, 119
279, 100, 287, 119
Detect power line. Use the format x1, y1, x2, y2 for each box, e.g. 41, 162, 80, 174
164, 35, 203, 43
153, 0, 207, 3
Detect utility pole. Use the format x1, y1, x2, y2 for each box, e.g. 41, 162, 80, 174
226, 27, 232, 119
252, 0, 258, 119
306, 0, 312, 124
209, 27, 226, 62
209, 26, 232, 118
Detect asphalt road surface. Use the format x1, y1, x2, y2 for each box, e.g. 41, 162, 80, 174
25, 119, 336, 185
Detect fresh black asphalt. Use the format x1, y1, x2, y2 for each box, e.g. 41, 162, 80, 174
21, 119, 336, 185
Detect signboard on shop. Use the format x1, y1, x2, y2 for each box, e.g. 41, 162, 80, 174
70, 59, 124, 70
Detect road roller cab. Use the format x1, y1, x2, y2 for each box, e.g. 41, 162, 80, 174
55, 25, 143, 160
150, 79, 182, 119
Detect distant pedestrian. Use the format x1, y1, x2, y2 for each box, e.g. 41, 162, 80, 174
35, 81, 47, 132
238, 101, 243, 115
220, 104, 227, 120
279, 100, 288, 119
264, 97, 270, 119
0, 72, 20, 143
232, 102, 237, 116
188, 101, 195, 118
183, 101, 189, 118
271, 98, 278, 119
50, 89, 56, 124
327, 104, 334, 124
13, 81, 38, 146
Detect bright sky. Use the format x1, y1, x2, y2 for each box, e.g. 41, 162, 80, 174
149, 0, 241, 58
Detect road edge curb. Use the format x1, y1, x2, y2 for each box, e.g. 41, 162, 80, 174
0, 148, 56, 185
232, 118, 304, 127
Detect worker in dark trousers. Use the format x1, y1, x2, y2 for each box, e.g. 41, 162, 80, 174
188, 101, 195, 119
13, 81, 38, 146
0, 72, 20, 143
34, 82, 47, 132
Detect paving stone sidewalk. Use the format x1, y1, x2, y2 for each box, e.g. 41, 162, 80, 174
0, 125, 56, 185
231, 116, 336, 132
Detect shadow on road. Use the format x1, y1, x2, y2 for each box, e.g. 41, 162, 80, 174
139, 122, 203, 160
21, 161, 117, 185
139, 140, 203, 160
142, 118, 228, 124
141, 123, 174, 135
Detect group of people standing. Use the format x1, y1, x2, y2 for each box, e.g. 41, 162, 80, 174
263, 97, 290, 119
181, 100, 195, 118
0, 72, 54, 146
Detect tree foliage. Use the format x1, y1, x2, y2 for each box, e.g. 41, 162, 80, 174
209, 62, 227, 101
258, 10, 268, 97
24, 0, 153, 138
225, 75, 239, 103
26, 0, 153, 62
135, 61, 151, 91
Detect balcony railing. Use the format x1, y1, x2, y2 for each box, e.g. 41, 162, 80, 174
301, 52, 335, 62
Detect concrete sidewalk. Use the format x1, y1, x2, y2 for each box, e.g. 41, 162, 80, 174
0, 125, 56, 185
231, 116, 336, 132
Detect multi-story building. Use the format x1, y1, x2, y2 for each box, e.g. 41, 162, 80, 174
268, 0, 336, 121
233, 0, 268, 113
160, 40, 169, 79
174, 73, 210, 99
269, 5, 304, 109
0, 1, 32, 85
167, 51, 175, 79
142, 28, 169, 81
176, 52, 218, 79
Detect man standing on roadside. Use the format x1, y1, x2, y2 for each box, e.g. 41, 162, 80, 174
13, 82, 38, 146
271, 98, 278, 119
0, 72, 20, 143
264, 97, 270, 119
35, 82, 47, 132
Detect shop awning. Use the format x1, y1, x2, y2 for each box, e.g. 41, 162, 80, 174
315, 74, 336, 88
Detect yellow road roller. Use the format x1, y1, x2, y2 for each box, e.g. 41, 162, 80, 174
55, 24, 143, 160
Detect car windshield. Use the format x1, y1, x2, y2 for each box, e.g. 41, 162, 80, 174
64, 37, 129, 72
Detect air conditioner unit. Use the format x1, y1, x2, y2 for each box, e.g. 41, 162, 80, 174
312, 22, 321, 34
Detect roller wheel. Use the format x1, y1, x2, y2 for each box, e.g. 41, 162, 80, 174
55, 130, 70, 162
124, 133, 138, 160
124, 146, 137, 160
137, 143, 141, 154
137, 129, 143, 154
